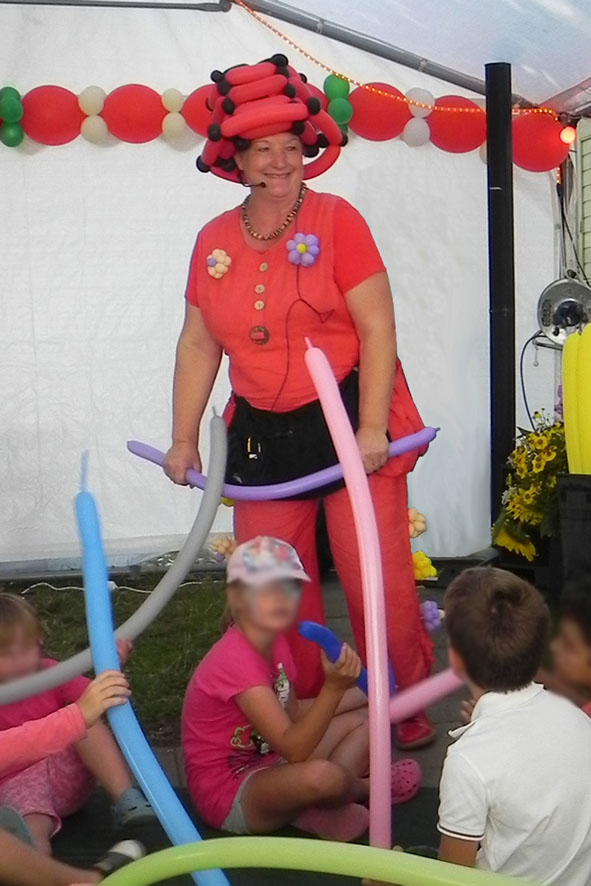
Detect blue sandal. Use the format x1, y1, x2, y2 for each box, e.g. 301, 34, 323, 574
112, 788, 155, 829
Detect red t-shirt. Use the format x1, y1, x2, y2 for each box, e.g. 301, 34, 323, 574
182, 626, 295, 828
185, 189, 425, 476
185, 190, 385, 412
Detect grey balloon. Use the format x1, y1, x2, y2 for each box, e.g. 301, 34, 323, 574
0, 415, 227, 705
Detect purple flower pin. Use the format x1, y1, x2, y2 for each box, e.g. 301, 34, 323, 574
287, 232, 320, 267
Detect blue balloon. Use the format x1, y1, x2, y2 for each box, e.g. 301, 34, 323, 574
298, 621, 397, 695
75, 489, 228, 886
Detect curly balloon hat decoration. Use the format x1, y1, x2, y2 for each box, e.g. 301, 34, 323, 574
196, 54, 346, 182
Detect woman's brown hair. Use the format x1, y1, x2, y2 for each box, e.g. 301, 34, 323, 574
444, 567, 550, 691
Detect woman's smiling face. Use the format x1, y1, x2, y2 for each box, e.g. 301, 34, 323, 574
236, 132, 303, 198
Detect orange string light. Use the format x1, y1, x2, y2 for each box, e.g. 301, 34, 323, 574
233, 0, 558, 120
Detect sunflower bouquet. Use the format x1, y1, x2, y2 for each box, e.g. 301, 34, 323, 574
492, 412, 567, 562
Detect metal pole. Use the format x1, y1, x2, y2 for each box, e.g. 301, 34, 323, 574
486, 62, 516, 525
240, 0, 532, 104
0, 0, 532, 105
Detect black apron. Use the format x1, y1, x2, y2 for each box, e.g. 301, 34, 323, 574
226, 369, 360, 499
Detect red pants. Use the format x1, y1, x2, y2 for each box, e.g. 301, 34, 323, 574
234, 473, 434, 698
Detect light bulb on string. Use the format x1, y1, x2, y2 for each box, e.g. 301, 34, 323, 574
560, 125, 577, 145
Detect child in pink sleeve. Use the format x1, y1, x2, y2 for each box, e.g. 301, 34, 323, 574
0, 671, 130, 778
182, 537, 421, 842
0, 594, 155, 855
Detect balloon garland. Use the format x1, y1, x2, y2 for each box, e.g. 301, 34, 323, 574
0, 75, 573, 171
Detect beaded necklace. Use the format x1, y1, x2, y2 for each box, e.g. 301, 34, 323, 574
241, 183, 307, 241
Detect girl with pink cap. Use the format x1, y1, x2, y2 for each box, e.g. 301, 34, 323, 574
182, 536, 420, 842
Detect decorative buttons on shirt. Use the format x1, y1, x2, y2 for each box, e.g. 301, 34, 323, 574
254, 283, 265, 294
259, 262, 269, 272
250, 325, 270, 345
254, 300, 265, 311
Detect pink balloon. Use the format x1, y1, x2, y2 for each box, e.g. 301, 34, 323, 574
389, 669, 463, 724
304, 341, 391, 850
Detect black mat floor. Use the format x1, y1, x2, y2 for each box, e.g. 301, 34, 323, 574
53, 788, 438, 885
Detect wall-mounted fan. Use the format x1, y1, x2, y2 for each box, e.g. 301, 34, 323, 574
537, 271, 591, 346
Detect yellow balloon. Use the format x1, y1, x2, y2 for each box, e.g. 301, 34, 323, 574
78, 86, 106, 116
102, 836, 527, 886
577, 324, 591, 473
162, 112, 187, 140
563, 331, 583, 474
162, 88, 185, 112
80, 115, 109, 144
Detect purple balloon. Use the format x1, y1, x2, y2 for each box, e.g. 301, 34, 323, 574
127, 427, 438, 502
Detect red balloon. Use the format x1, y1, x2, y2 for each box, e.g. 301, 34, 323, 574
348, 82, 411, 141
102, 85, 165, 143
21, 86, 85, 145
512, 113, 570, 172
182, 84, 214, 136
429, 95, 486, 153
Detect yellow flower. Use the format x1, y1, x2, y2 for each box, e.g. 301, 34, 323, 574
545, 446, 557, 462
522, 486, 538, 505
495, 526, 537, 562
532, 453, 547, 473
531, 434, 548, 451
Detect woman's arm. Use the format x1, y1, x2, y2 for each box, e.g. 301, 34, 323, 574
237, 646, 362, 763
345, 271, 397, 474
164, 302, 222, 484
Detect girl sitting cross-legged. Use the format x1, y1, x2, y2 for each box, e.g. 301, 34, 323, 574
182, 536, 420, 841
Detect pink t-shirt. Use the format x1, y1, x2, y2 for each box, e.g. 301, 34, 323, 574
182, 626, 296, 828
0, 659, 90, 732
0, 704, 86, 782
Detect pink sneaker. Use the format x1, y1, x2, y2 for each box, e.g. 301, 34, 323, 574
391, 758, 421, 804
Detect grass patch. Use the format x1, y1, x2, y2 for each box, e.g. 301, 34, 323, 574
1, 575, 226, 745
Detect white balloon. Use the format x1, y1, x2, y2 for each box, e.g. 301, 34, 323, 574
162, 88, 185, 113
162, 112, 187, 140
401, 117, 430, 147
479, 141, 488, 164
405, 87, 435, 118
78, 86, 106, 116
80, 115, 109, 144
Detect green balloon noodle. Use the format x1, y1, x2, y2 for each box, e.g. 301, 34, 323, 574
102, 837, 536, 886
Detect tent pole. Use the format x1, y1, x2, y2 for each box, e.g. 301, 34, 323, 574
238, 0, 532, 104
486, 62, 516, 526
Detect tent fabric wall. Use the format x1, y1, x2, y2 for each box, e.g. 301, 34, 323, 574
0, 3, 556, 563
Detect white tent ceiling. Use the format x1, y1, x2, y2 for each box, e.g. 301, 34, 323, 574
267, 0, 591, 104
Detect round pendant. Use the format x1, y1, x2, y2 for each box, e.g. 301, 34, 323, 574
250, 325, 270, 345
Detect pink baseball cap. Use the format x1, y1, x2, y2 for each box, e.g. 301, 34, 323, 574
227, 536, 311, 586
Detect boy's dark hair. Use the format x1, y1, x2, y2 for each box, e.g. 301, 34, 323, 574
561, 577, 591, 645
444, 567, 550, 691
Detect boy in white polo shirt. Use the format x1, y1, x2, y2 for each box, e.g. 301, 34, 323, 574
438, 567, 591, 886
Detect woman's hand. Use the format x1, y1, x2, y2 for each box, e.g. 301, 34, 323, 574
163, 441, 202, 485
322, 644, 363, 693
77, 671, 131, 728
356, 425, 390, 475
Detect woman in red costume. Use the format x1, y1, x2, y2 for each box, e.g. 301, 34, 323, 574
165, 55, 435, 748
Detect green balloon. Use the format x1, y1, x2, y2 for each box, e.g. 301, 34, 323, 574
102, 836, 528, 886
0, 94, 23, 123
0, 121, 24, 147
0, 86, 21, 102
323, 73, 350, 100
328, 97, 353, 126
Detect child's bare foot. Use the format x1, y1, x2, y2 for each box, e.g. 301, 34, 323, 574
294, 803, 369, 842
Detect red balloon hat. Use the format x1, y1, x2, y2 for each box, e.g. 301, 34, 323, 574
196, 54, 347, 182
